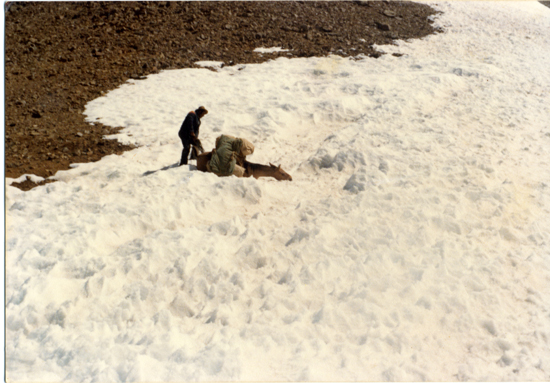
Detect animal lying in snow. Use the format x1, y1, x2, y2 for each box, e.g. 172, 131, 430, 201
195, 134, 292, 181
196, 151, 292, 181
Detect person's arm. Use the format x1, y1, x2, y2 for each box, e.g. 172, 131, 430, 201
192, 114, 201, 137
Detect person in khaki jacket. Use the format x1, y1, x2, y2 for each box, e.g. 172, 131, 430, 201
207, 135, 254, 177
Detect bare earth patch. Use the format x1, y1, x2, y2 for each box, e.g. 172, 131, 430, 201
5, 1, 439, 190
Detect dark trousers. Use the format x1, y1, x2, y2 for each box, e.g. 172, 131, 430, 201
179, 136, 204, 166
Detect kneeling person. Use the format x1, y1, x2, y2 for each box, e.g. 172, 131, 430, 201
207, 134, 254, 177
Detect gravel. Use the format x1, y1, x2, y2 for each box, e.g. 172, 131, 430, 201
5, 1, 439, 190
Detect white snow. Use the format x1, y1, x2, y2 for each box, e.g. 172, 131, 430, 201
253, 47, 291, 54
7, 174, 46, 185
195, 61, 225, 69
5, 2, 550, 381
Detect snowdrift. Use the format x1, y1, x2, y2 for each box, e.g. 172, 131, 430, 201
6, 3, 550, 381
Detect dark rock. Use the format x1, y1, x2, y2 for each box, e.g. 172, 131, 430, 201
376, 22, 391, 31
4, 1, 439, 191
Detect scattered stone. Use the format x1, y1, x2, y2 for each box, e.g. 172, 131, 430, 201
4, 1, 439, 190
376, 22, 391, 31
281, 25, 297, 32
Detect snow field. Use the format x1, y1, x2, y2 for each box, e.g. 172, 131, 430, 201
5, 2, 550, 381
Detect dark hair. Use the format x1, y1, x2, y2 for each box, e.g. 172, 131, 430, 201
196, 106, 208, 116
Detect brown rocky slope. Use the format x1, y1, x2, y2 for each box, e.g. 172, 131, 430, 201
4, 1, 440, 190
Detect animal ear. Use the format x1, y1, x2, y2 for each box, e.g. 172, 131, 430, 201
278, 164, 281, 169
269, 162, 276, 168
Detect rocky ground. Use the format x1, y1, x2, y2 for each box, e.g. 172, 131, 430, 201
4, 1, 439, 191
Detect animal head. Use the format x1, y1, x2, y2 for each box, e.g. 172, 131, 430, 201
269, 163, 292, 181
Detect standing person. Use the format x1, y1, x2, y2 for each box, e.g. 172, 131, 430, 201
178, 106, 208, 166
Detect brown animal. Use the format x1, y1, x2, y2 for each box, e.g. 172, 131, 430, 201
196, 151, 212, 172
196, 151, 292, 181
243, 161, 293, 181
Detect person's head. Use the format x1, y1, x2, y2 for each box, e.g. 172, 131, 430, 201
196, 106, 208, 118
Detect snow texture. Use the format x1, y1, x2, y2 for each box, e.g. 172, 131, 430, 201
5, 3, 550, 381
195, 61, 225, 69
253, 47, 291, 54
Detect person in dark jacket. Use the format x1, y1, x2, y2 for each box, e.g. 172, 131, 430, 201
178, 106, 208, 166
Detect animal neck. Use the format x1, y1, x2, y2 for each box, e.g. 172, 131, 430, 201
245, 161, 279, 179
